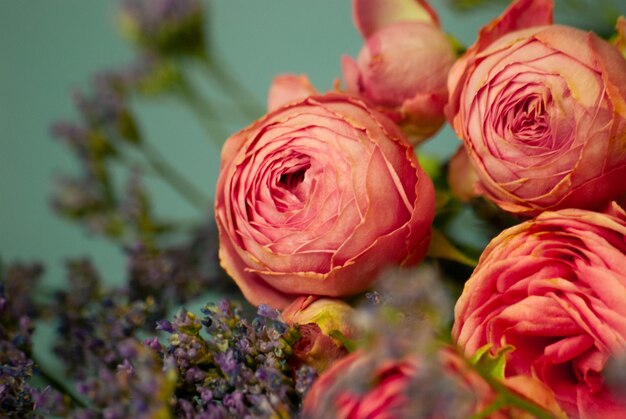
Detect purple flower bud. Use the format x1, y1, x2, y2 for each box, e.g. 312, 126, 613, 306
117, 359, 134, 374
257, 304, 280, 320
156, 319, 174, 333
144, 336, 161, 350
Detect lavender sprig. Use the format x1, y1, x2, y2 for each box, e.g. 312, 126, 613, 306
0, 261, 70, 417
153, 300, 311, 417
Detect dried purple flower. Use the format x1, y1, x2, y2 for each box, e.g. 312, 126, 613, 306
126, 223, 235, 307
152, 299, 307, 417
119, 0, 206, 57
71, 340, 175, 418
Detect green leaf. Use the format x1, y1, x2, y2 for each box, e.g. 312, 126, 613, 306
470, 343, 515, 380
427, 228, 478, 267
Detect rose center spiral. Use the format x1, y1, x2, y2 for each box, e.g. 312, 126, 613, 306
510, 94, 549, 142
279, 165, 309, 190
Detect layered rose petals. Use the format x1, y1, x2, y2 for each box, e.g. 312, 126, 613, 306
447, 0, 626, 216
215, 93, 435, 309
453, 205, 626, 417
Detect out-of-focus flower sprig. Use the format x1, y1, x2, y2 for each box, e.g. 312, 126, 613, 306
152, 300, 314, 417
126, 223, 237, 315
70, 340, 176, 419
0, 261, 72, 417
51, 71, 207, 245
52, 259, 160, 381
51, 0, 265, 249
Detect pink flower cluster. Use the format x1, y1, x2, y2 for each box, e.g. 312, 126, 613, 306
213, 0, 626, 416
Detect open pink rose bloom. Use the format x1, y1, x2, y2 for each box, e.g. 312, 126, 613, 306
453, 204, 626, 417
215, 93, 435, 309
447, 0, 626, 216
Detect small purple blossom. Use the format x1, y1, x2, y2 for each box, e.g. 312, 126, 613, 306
151, 300, 305, 416
119, 0, 206, 57
257, 304, 280, 320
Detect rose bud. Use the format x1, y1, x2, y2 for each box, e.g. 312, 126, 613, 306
447, 145, 481, 203
446, 0, 626, 216
281, 296, 355, 373
453, 205, 626, 417
342, 0, 455, 144
215, 93, 435, 309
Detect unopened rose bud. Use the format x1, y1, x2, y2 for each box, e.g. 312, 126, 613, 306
281, 296, 356, 373
342, 21, 455, 144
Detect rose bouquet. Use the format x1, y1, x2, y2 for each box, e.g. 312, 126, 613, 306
3, 0, 626, 417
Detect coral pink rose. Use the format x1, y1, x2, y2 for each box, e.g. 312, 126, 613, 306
302, 351, 420, 419
453, 204, 626, 417
446, 0, 626, 216
302, 347, 563, 418
215, 93, 435, 309
342, 0, 455, 144
267, 74, 318, 112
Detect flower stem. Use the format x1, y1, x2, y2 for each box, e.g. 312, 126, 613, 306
200, 52, 264, 121
33, 355, 87, 409
469, 362, 556, 419
174, 74, 232, 148
138, 141, 210, 213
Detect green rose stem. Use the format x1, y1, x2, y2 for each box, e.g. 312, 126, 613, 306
173, 73, 232, 148
467, 360, 555, 419
200, 52, 264, 121
137, 141, 210, 213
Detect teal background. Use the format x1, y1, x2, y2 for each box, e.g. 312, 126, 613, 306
1, 0, 624, 289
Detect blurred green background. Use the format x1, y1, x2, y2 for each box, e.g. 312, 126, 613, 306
1, 0, 624, 289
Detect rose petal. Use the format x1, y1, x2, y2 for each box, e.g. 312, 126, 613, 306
267, 73, 318, 112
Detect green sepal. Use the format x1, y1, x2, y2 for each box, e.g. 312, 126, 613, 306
470, 343, 515, 380
427, 227, 478, 267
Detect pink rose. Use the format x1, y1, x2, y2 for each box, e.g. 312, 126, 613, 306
302, 347, 563, 418
446, 0, 626, 216
267, 74, 318, 112
453, 204, 626, 417
281, 296, 355, 373
302, 351, 419, 419
215, 93, 435, 309
342, 0, 455, 143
